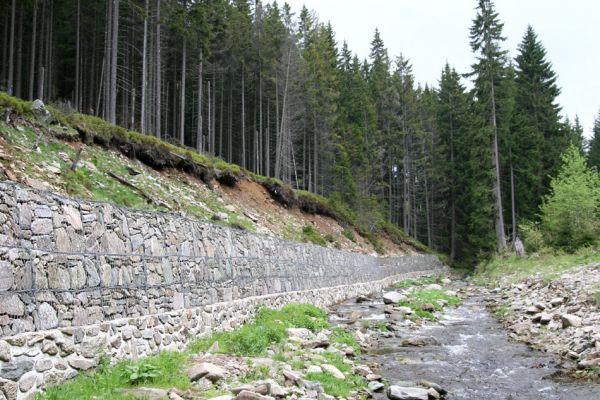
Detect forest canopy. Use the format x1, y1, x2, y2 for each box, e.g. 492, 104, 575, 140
1, 0, 597, 264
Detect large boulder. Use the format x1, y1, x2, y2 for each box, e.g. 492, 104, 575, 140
31, 99, 52, 123
383, 291, 405, 304
387, 385, 429, 400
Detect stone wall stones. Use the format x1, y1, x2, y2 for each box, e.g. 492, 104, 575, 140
0, 181, 445, 399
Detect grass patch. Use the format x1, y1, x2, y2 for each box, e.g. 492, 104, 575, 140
304, 372, 364, 398
189, 304, 328, 356
330, 327, 360, 353
494, 304, 511, 318
398, 289, 460, 320
393, 275, 442, 289
302, 225, 327, 247
38, 352, 190, 400
342, 228, 356, 242
472, 247, 600, 285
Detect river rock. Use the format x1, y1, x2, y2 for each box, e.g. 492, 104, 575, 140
187, 362, 226, 382
283, 369, 303, 383
287, 328, 315, 341
386, 385, 429, 400
396, 306, 413, 315
550, 297, 564, 307
368, 381, 385, 392
234, 390, 270, 400
561, 314, 582, 328
306, 365, 322, 374
383, 292, 405, 304
401, 336, 437, 347
321, 364, 345, 379
121, 387, 169, 400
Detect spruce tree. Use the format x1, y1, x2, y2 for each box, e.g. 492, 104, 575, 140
588, 113, 600, 169
513, 25, 565, 220
468, 0, 509, 252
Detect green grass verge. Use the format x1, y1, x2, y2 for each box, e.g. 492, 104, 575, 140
188, 304, 328, 356
38, 304, 330, 399
472, 247, 600, 285
38, 352, 190, 400
304, 372, 364, 398
330, 327, 361, 353
398, 289, 460, 320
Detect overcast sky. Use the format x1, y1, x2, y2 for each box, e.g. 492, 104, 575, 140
269, 0, 599, 138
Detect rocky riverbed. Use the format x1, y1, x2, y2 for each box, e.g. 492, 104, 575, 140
484, 262, 600, 377
330, 277, 600, 400
33, 273, 600, 400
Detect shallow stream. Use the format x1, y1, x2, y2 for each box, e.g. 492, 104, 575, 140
330, 282, 600, 400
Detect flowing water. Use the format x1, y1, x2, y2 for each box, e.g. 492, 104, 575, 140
330, 283, 600, 400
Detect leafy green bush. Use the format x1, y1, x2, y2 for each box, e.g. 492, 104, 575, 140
121, 360, 160, 385
540, 146, 600, 251
342, 228, 356, 242
519, 220, 546, 253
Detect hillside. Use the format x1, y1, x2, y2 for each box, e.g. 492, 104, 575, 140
0, 93, 421, 256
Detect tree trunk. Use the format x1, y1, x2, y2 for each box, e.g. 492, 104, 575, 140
28, 0, 38, 100
74, 0, 81, 109
15, 4, 23, 98
7, 0, 16, 95
490, 79, 507, 252
140, 0, 148, 134
241, 66, 246, 168
196, 55, 203, 152
109, 0, 119, 124
155, 0, 161, 138
509, 153, 517, 242
207, 79, 211, 153
179, 37, 186, 146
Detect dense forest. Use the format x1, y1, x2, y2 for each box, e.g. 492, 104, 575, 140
1, 0, 599, 263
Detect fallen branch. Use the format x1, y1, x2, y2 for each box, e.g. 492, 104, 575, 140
107, 171, 158, 206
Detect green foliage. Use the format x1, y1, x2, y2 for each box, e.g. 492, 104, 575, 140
393, 275, 442, 289
473, 247, 600, 284
189, 304, 328, 356
494, 304, 511, 317
518, 220, 546, 253
588, 114, 600, 170
302, 225, 327, 246
540, 146, 600, 251
120, 360, 160, 385
341, 228, 356, 242
304, 372, 364, 398
0, 92, 33, 115
38, 352, 190, 400
398, 289, 460, 320
330, 327, 360, 353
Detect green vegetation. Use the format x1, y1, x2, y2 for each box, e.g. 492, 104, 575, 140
398, 289, 460, 320
393, 275, 442, 289
189, 304, 328, 356
39, 304, 333, 399
38, 352, 190, 400
494, 304, 512, 318
342, 228, 356, 242
304, 372, 364, 398
330, 327, 361, 353
593, 285, 600, 306
301, 225, 327, 247
473, 247, 600, 285
538, 146, 600, 251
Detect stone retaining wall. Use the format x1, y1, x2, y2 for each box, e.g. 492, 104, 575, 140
0, 181, 445, 399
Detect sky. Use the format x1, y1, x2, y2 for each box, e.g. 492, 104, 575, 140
268, 0, 599, 138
